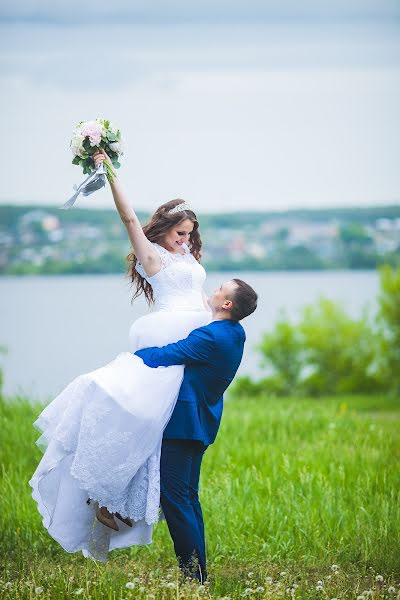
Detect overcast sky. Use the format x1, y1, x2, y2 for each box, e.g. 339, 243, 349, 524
1, 1, 399, 213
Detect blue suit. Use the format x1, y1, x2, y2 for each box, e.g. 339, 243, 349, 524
135, 319, 245, 582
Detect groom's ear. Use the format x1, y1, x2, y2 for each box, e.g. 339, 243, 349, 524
222, 299, 233, 311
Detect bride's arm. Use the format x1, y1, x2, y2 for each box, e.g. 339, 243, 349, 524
93, 149, 161, 277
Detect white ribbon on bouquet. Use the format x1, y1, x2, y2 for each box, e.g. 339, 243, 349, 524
60, 163, 107, 210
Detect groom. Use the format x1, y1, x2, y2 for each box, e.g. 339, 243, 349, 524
135, 278, 258, 583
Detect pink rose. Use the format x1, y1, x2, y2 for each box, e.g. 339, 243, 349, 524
80, 120, 104, 147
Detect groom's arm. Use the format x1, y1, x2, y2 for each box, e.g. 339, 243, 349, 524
135, 326, 215, 368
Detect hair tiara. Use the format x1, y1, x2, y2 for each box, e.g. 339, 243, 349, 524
168, 202, 193, 215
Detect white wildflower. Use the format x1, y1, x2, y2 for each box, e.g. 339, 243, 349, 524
125, 582, 135, 589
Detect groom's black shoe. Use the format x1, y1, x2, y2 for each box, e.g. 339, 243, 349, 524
115, 512, 133, 527
96, 505, 119, 531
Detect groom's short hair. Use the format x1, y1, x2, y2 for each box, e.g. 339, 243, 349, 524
230, 279, 258, 321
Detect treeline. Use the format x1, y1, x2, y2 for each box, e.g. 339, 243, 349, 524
2, 203, 400, 229
2, 203, 400, 274
233, 265, 400, 398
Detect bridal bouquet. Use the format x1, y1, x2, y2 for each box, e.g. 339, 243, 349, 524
61, 118, 124, 210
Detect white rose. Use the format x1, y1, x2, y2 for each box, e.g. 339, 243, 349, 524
70, 133, 85, 157
109, 140, 124, 155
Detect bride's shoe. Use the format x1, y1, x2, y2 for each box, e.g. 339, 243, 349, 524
96, 505, 119, 531
115, 512, 133, 527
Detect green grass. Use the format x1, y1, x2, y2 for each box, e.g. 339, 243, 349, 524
1, 393, 399, 599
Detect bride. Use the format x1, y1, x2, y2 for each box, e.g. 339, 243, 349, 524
29, 149, 211, 561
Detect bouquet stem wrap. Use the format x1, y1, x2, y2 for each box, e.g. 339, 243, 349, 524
60, 163, 107, 210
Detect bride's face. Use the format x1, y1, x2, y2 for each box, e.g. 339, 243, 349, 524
162, 218, 194, 253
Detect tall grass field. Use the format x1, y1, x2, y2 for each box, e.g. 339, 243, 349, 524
1, 393, 399, 599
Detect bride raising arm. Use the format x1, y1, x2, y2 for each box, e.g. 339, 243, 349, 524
93, 148, 161, 277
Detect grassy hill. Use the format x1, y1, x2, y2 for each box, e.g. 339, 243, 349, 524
1, 393, 399, 598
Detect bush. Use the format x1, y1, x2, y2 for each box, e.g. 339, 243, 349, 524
299, 299, 379, 395
255, 299, 382, 397
257, 315, 303, 395
377, 265, 400, 395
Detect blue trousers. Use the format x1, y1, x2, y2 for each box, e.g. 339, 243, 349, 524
160, 439, 208, 583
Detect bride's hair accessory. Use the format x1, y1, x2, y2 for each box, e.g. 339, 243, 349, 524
168, 202, 193, 215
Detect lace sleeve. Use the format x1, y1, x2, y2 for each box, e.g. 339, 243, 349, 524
134, 242, 171, 280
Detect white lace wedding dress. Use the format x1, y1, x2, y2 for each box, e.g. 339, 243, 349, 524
29, 242, 210, 561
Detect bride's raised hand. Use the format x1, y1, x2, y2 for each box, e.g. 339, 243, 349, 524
93, 148, 112, 169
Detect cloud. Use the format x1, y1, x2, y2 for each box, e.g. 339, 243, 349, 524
1, 0, 399, 25
1, 22, 399, 92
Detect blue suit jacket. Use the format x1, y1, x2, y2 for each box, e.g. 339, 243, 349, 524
135, 319, 245, 445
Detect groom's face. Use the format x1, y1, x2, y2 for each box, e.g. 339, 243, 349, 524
208, 280, 237, 314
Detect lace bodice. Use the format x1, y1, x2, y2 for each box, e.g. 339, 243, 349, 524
135, 242, 206, 311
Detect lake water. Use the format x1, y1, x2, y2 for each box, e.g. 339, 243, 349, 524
0, 271, 379, 400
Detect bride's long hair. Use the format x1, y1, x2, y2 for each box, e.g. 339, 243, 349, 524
127, 199, 202, 305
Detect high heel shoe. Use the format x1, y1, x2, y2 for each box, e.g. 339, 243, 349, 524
96, 505, 119, 531
115, 512, 133, 527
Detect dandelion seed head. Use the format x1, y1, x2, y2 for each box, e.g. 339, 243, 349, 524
125, 582, 135, 589
316, 585, 324, 592
139, 586, 145, 592
248, 572, 254, 578
75, 590, 84, 596
35, 587, 44, 594
255, 586, 265, 593
265, 577, 273, 584
375, 575, 384, 583
317, 580, 323, 586
331, 564, 339, 572
280, 571, 287, 577
166, 582, 176, 588
388, 586, 396, 594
